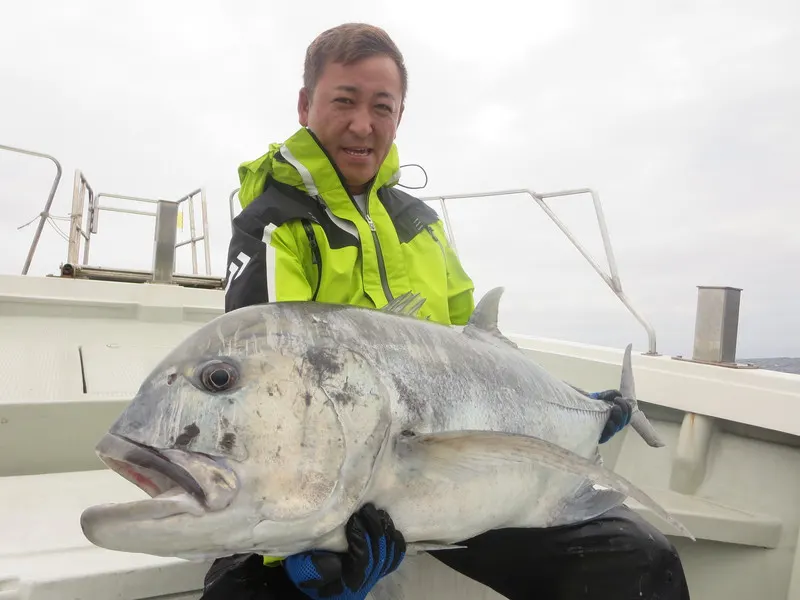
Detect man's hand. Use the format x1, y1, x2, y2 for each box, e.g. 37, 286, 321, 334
283, 503, 406, 599
589, 390, 632, 443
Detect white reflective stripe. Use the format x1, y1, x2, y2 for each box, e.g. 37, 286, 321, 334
280, 143, 319, 196
280, 140, 359, 242
262, 224, 278, 302
324, 205, 360, 241
386, 169, 401, 187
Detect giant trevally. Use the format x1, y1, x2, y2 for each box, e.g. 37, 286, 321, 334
80, 287, 692, 563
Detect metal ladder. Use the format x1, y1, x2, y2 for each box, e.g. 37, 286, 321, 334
2, 143, 223, 289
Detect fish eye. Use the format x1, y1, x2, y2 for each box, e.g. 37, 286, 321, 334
200, 361, 238, 393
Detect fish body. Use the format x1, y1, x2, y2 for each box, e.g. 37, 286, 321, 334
80, 287, 690, 562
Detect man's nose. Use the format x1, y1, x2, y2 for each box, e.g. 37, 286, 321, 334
347, 106, 373, 138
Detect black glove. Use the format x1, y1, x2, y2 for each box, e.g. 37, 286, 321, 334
283, 503, 406, 599
589, 389, 632, 443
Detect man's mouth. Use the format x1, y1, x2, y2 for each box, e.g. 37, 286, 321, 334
342, 147, 372, 157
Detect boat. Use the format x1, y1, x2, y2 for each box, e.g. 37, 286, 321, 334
1, 143, 799, 599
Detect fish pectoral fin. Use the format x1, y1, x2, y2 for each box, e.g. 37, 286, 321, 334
396, 430, 694, 541
548, 480, 627, 526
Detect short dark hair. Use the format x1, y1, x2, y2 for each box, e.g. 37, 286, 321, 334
303, 23, 408, 102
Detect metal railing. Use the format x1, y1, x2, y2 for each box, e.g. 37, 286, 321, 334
4, 145, 652, 345
67, 170, 212, 277
419, 188, 658, 355
0, 144, 63, 275
3, 142, 216, 286
229, 187, 240, 233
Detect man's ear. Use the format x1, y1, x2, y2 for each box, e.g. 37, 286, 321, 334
395, 103, 404, 136
298, 88, 311, 126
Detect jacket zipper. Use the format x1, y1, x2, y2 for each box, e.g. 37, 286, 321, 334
360, 180, 394, 302
296, 130, 395, 302
302, 220, 322, 301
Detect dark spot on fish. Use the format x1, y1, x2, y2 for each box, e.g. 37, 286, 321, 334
227, 398, 234, 405
304, 391, 313, 407
219, 433, 236, 452
332, 390, 352, 405
275, 445, 282, 458
167, 372, 178, 385
221, 417, 230, 428
174, 423, 200, 448
303, 347, 343, 385
392, 374, 424, 420
401, 429, 416, 437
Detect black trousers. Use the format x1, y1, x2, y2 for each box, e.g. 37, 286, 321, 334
200, 506, 690, 600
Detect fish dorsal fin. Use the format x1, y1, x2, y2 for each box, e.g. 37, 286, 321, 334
463, 287, 518, 349
381, 292, 426, 318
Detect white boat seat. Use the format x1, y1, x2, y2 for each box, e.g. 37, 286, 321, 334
0, 470, 210, 600
0, 469, 785, 599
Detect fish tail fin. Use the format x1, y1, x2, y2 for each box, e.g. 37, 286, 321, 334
620, 343, 665, 448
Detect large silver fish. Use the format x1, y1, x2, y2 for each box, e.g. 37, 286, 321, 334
80, 287, 691, 563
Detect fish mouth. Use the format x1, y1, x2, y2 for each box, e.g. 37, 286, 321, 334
85, 433, 239, 521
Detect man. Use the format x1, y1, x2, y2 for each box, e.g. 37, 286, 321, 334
204, 22, 690, 600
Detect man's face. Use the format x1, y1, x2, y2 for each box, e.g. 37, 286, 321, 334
298, 55, 404, 195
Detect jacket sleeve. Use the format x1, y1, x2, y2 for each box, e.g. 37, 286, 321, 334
429, 220, 475, 325
223, 217, 313, 313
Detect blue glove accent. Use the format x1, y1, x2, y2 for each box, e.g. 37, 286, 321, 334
283, 504, 406, 599
590, 390, 632, 443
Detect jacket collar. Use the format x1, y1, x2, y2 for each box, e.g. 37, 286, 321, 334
238, 127, 402, 201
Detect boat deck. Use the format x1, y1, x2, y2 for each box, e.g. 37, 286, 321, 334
0, 273, 798, 599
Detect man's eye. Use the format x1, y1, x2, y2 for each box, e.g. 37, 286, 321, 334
334, 97, 353, 104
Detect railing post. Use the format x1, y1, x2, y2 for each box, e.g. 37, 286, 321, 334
152, 200, 179, 284
67, 169, 85, 265
670, 286, 742, 495
692, 286, 743, 364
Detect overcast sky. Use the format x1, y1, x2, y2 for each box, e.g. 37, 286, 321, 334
1, 0, 798, 358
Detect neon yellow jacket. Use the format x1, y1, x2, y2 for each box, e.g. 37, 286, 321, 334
224, 126, 474, 326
